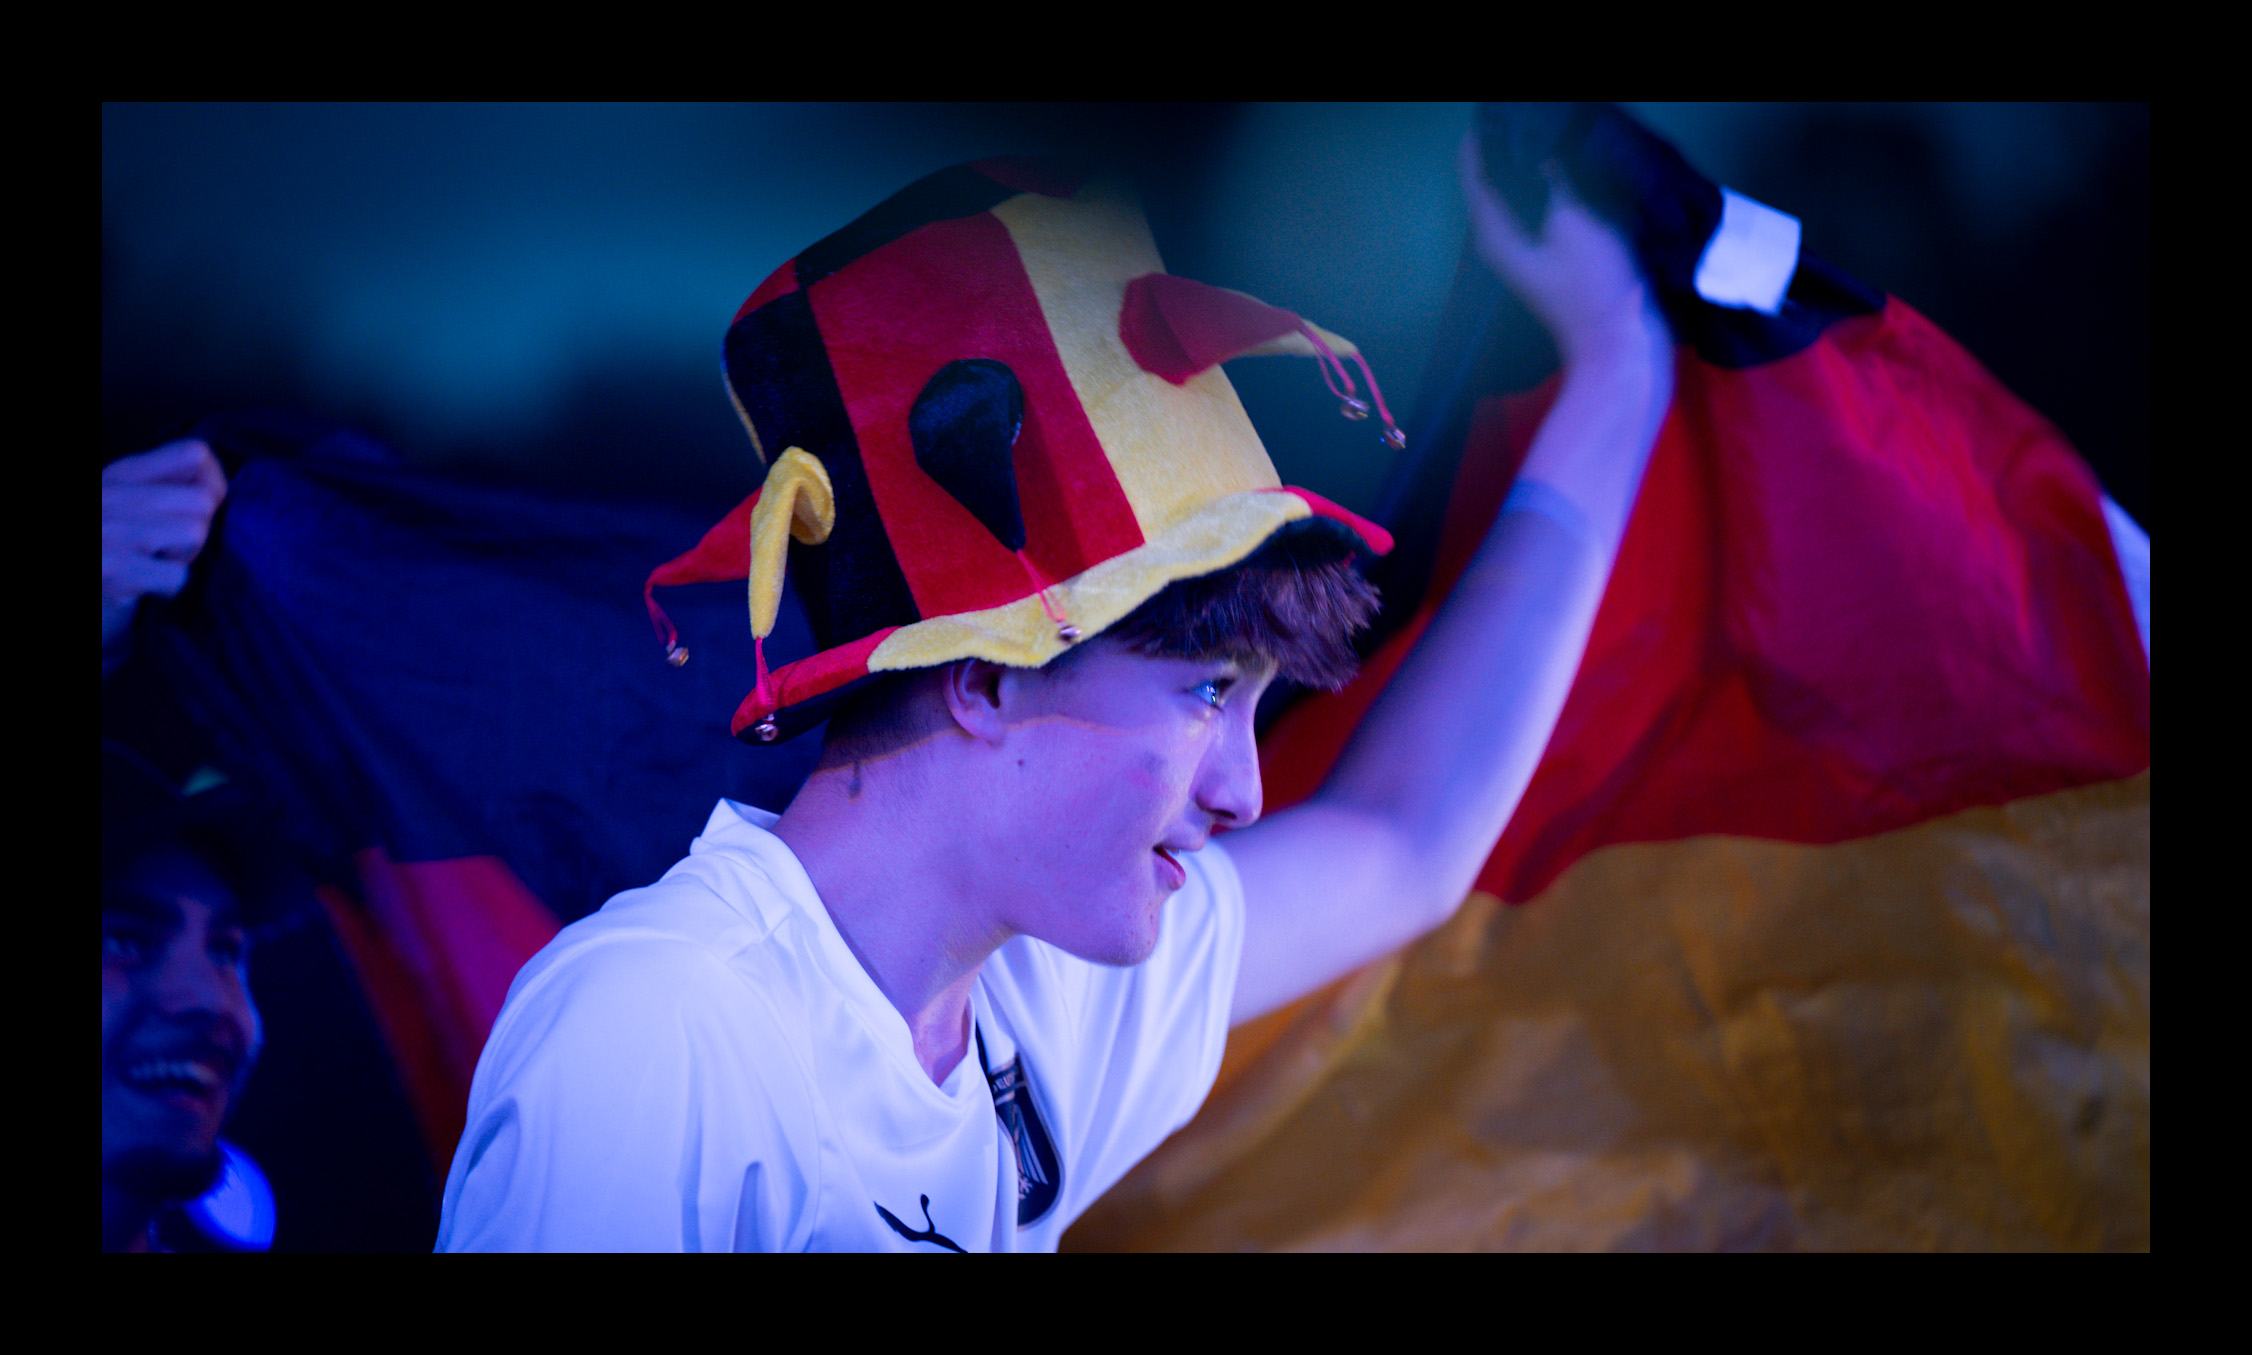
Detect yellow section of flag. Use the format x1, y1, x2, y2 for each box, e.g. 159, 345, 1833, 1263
1068, 772, 2149, 1251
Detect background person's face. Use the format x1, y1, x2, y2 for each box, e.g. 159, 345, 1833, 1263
102, 851, 261, 1198
986, 640, 1272, 965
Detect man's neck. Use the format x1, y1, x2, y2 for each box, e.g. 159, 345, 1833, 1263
103, 1181, 155, 1253
773, 753, 1012, 1087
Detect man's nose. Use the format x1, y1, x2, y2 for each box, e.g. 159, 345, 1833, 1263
1198, 709, 1265, 829
150, 935, 236, 1016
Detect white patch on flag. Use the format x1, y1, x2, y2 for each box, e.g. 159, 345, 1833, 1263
1694, 189, 1802, 316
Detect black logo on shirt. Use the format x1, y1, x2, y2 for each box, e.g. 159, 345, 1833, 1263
875, 1194, 966, 1253
978, 1028, 1062, 1227
871, 1028, 1064, 1250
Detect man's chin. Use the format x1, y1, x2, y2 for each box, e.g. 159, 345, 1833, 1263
1072, 918, 1165, 968
104, 1144, 223, 1204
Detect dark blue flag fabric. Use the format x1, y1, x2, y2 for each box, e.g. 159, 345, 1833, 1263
143, 418, 822, 1167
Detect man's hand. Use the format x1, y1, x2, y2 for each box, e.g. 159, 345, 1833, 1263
103, 439, 228, 652
1458, 131, 1659, 373
1225, 130, 1675, 1025
1457, 130, 1674, 555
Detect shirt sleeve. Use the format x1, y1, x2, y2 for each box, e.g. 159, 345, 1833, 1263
436, 930, 819, 1252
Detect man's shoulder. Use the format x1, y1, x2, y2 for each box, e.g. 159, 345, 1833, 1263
442, 845, 830, 1251
465, 862, 828, 1160
494, 816, 822, 1050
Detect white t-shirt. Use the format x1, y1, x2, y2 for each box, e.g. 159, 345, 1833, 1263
436, 799, 1245, 1251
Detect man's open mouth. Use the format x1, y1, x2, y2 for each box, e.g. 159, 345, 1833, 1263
116, 1048, 236, 1105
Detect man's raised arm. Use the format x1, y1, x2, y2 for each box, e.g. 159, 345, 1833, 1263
1225, 135, 1675, 1024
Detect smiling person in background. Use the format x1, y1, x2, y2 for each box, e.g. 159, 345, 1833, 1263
102, 746, 265, 1253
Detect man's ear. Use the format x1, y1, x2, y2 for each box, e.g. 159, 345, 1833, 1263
937, 658, 1012, 744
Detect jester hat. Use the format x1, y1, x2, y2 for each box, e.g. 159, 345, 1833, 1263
647, 159, 1398, 744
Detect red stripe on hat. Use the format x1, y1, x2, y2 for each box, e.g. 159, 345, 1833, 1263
1267, 486, 1395, 556
644, 487, 761, 652
1121, 273, 1303, 384
809, 212, 1143, 618
731, 627, 900, 735
647, 488, 760, 590
734, 260, 800, 323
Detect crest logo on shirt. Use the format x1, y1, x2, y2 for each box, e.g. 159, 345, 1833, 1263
979, 1028, 1062, 1227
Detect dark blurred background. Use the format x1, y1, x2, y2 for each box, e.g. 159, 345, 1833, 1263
103, 102, 2147, 525
100, 104, 2149, 1250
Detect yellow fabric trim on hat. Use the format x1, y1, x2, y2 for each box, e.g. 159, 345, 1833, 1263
747, 448, 835, 640
866, 489, 1311, 672
992, 185, 1282, 544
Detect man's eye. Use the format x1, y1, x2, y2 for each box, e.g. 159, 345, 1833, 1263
103, 927, 148, 963
211, 929, 249, 969
1194, 680, 1227, 710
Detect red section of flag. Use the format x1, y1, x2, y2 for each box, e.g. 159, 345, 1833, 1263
811, 212, 1143, 615
1263, 299, 2149, 903
319, 851, 563, 1169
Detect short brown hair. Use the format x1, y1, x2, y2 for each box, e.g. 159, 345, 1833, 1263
819, 527, 1379, 765
1098, 528, 1379, 691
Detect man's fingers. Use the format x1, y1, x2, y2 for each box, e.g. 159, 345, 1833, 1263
185, 440, 228, 500
101, 440, 227, 623
1460, 135, 1657, 367
103, 511, 212, 561
103, 480, 222, 519
1460, 132, 1544, 283
103, 476, 224, 595
101, 437, 211, 481
102, 439, 227, 504
102, 553, 191, 603
102, 483, 224, 562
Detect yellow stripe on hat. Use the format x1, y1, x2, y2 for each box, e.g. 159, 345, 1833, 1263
992, 183, 1281, 544
867, 488, 1312, 672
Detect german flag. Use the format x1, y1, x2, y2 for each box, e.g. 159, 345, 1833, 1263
1067, 110, 2149, 1252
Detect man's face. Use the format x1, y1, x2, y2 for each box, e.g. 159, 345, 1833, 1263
101, 849, 261, 1202
987, 638, 1274, 966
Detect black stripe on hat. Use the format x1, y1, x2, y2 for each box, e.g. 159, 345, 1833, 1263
793, 164, 1027, 288
724, 290, 921, 649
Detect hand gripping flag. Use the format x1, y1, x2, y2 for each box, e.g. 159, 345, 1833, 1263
1067, 106, 2149, 1252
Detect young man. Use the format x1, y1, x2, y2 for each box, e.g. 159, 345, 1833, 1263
438, 129, 1673, 1250
102, 748, 266, 1252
